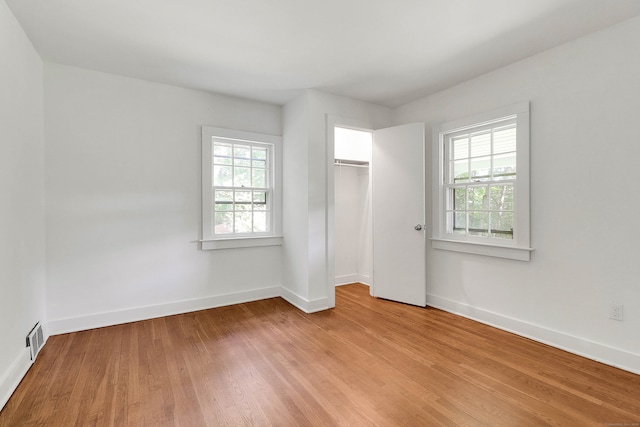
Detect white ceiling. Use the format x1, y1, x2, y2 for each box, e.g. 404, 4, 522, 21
7, 0, 640, 107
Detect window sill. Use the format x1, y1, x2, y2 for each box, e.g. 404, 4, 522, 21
201, 236, 283, 250
431, 238, 533, 261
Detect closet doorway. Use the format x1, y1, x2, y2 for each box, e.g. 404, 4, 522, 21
333, 126, 373, 291
327, 117, 427, 309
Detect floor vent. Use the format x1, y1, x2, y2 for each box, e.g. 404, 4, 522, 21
26, 322, 44, 361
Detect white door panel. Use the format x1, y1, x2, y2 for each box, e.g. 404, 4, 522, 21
372, 123, 426, 306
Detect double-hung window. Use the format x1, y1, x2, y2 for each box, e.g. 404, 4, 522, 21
432, 102, 532, 261
201, 126, 282, 250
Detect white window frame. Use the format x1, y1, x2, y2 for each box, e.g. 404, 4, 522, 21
432, 102, 533, 261
201, 126, 283, 250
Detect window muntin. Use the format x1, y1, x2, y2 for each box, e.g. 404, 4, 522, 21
212, 140, 273, 236
444, 119, 516, 240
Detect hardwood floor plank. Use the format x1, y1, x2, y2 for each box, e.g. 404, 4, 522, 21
1, 284, 639, 426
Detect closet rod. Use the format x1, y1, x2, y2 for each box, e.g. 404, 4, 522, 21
334, 160, 369, 168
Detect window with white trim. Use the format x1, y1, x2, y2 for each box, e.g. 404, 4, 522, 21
432, 102, 532, 261
213, 140, 271, 234
201, 126, 282, 250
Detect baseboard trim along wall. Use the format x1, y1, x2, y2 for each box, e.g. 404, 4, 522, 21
334, 275, 370, 287
357, 275, 371, 286
47, 285, 333, 335
0, 348, 32, 411
48, 286, 282, 335
280, 287, 330, 313
334, 274, 358, 286
426, 293, 640, 375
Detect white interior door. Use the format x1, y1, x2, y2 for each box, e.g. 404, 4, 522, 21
372, 122, 426, 306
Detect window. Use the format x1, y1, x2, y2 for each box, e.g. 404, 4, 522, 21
446, 119, 516, 239
201, 126, 282, 250
432, 102, 532, 261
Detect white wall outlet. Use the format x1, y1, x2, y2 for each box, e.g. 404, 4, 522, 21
609, 303, 624, 321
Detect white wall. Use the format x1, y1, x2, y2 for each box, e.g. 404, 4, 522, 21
334, 165, 372, 286
281, 93, 310, 304
0, 0, 45, 409
334, 165, 360, 284
282, 90, 390, 310
356, 168, 372, 285
44, 63, 283, 333
394, 16, 640, 373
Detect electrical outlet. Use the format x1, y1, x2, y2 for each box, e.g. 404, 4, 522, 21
609, 303, 624, 321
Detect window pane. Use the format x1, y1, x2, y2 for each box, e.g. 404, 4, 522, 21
493, 127, 516, 154
234, 144, 251, 166
214, 143, 232, 157
453, 188, 466, 210
251, 147, 267, 160
470, 156, 491, 181
235, 190, 251, 211
453, 212, 466, 234
493, 153, 516, 180
490, 185, 514, 211
467, 186, 487, 210
234, 212, 252, 233
253, 191, 266, 204
470, 132, 491, 157
252, 147, 267, 160
452, 137, 469, 160
215, 202, 233, 212
214, 190, 233, 201
468, 212, 489, 236
452, 160, 469, 183
253, 191, 267, 210
253, 211, 268, 233
214, 141, 232, 165
214, 156, 232, 165
252, 168, 266, 188
214, 212, 233, 234
252, 159, 266, 168
213, 165, 232, 187
234, 167, 251, 187
491, 212, 513, 239
235, 190, 251, 200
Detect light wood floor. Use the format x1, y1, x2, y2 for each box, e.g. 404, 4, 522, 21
1, 284, 639, 426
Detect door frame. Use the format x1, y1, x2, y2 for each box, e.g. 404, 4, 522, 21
326, 115, 374, 308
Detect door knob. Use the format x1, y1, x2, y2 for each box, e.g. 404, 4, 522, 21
414, 224, 423, 231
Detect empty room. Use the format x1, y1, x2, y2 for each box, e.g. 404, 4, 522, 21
1, 0, 639, 425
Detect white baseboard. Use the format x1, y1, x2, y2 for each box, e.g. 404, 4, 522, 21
48, 285, 337, 336
280, 287, 330, 313
335, 274, 370, 287
357, 275, 371, 286
48, 286, 282, 335
334, 274, 358, 286
336, 281, 370, 287
427, 293, 640, 375
0, 348, 32, 412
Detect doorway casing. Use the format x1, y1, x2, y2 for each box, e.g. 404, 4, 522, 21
326, 115, 375, 308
